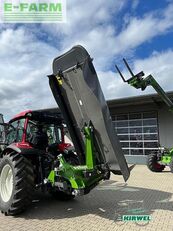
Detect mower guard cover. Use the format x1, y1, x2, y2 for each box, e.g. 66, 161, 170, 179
49, 45, 130, 181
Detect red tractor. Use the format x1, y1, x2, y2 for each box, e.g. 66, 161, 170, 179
0, 109, 79, 215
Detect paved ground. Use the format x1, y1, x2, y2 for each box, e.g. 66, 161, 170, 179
1, 165, 173, 231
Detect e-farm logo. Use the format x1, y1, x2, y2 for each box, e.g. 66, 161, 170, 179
0, 0, 66, 23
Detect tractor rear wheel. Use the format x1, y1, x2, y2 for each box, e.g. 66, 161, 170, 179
0, 152, 35, 215
147, 153, 165, 172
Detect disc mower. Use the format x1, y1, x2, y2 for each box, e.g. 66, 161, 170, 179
0, 46, 130, 215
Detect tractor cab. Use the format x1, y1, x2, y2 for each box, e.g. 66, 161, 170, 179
1, 109, 72, 155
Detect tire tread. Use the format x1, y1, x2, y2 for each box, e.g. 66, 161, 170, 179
0, 152, 35, 215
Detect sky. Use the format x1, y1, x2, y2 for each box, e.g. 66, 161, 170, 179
0, 0, 173, 120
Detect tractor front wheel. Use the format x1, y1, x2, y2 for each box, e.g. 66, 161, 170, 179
147, 153, 165, 172
0, 152, 35, 215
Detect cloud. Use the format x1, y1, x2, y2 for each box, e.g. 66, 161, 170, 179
131, 0, 139, 10
39, 2, 173, 70
40, 0, 128, 69
0, 28, 59, 121
112, 3, 173, 55
0, 2, 173, 120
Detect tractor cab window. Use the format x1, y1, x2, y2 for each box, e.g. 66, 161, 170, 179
46, 125, 62, 145
26, 121, 62, 145
0, 114, 6, 150
6, 119, 25, 144
26, 121, 38, 143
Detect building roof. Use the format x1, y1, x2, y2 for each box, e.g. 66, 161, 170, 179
12, 92, 172, 121
107, 91, 173, 108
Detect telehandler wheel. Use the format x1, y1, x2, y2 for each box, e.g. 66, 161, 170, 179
147, 153, 165, 172
0, 152, 35, 215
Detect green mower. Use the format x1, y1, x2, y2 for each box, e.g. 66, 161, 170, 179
0, 46, 130, 215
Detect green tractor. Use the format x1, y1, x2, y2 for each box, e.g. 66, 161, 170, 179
116, 59, 173, 172
0, 46, 130, 215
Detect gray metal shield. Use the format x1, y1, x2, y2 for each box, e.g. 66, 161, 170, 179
49, 45, 130, 181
